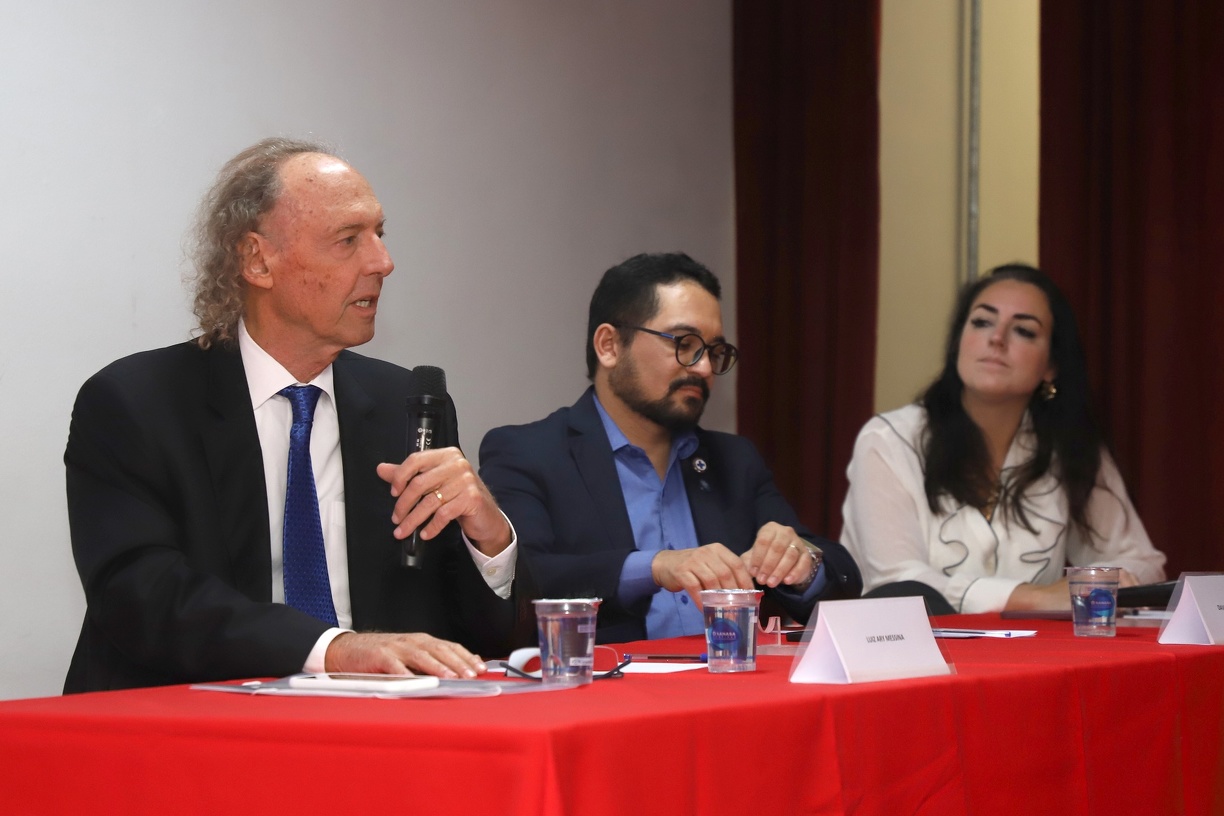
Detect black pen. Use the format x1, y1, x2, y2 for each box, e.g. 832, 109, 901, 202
622, 653, 708, 662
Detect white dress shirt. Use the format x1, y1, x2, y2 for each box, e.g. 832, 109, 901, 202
238, 321, 516, 671
841, 404, 1166, 613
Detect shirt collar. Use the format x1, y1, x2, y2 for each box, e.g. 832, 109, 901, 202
1000, 410, 1039, 476
592, 392, 699, 462
238, 319, 335, 409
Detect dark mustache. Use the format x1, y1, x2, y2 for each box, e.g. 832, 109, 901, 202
667, 376, 709, 401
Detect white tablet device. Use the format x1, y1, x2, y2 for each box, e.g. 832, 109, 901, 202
286, 673, 441, 693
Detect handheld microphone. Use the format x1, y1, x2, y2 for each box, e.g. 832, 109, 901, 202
402, 365, 447, 568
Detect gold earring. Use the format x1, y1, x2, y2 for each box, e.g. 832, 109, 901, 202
1038, 380, 1057, 401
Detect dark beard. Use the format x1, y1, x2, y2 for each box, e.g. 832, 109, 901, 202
609, 359, 709, 432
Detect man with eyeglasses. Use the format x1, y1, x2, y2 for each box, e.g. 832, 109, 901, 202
479, 253, 861, 642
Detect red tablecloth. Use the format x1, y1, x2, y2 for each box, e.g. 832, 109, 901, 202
1, 615, 1221, 815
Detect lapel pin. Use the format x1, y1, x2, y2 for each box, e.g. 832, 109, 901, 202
692, 458, 707, 474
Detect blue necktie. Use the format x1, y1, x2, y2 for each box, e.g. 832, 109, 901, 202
279, 385, 338, 626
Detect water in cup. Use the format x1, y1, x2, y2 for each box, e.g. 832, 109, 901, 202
700, 589, 763, 672
1066, 567, 1120, 637
533, 598, 601, 686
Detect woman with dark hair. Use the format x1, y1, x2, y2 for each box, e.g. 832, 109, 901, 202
841, 264, 1165, 614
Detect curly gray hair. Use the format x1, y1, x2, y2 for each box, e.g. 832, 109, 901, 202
188, 137, 335, 349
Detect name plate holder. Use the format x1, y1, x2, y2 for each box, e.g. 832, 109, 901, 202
789, 596, 951, 684
1158, 574, 1224, 645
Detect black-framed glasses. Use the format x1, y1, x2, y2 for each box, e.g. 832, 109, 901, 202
500, 647, 631, 681
617, 325, 739, 375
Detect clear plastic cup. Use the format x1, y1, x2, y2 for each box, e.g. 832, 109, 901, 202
700, 589, 764, 672
532, 598, 602, 685
1066, 567, 1121, 637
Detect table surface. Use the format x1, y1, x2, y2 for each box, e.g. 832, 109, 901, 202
1, 614, 1221, 816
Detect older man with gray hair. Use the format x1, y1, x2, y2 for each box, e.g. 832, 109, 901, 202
64, 138, 529, 693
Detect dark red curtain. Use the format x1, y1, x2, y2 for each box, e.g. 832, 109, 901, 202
1041, 0, 1224, 575
733, 1, 881, 538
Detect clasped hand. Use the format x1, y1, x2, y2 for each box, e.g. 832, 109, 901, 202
651, 522, 817, 606
375, 447, 511, 556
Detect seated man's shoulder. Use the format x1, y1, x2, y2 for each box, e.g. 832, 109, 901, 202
82, 341, 212, 397
70, 343, 220, 444
482, 404, 573, 450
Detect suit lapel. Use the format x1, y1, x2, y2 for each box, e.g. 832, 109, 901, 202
202, 346, 273, 600
332, 355, 392, 627
568, 391, 637, 550
682, 433, 734, 548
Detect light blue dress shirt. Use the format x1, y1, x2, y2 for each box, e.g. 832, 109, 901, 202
594, 395, 828, 639
595, 396, 706, 638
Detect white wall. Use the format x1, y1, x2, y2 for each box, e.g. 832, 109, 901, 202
978, 0, 1039, 272
878, 0, 963, 412
0, 0, 734, 700
877, 0, 1038, 413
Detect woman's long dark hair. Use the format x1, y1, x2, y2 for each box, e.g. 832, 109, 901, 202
921, 264, 1103, 536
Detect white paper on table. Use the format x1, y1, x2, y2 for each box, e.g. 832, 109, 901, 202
190, 676, 562, 697
620, 662, 709, 674
931, 628, 1037, 639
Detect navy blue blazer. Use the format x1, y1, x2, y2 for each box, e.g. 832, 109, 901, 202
479, 388, 862, 643
64, 342, 530, 693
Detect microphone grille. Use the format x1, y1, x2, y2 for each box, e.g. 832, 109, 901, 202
409, 365, 448, 399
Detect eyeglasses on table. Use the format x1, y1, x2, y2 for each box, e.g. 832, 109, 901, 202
500, 645, 631, 681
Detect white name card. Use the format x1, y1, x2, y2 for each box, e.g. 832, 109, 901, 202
1158, 574, 1224, 645
788, 596, 951, 684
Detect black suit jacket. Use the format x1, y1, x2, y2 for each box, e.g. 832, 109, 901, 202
64, 342, 528, 693
478, 388, 861, 643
